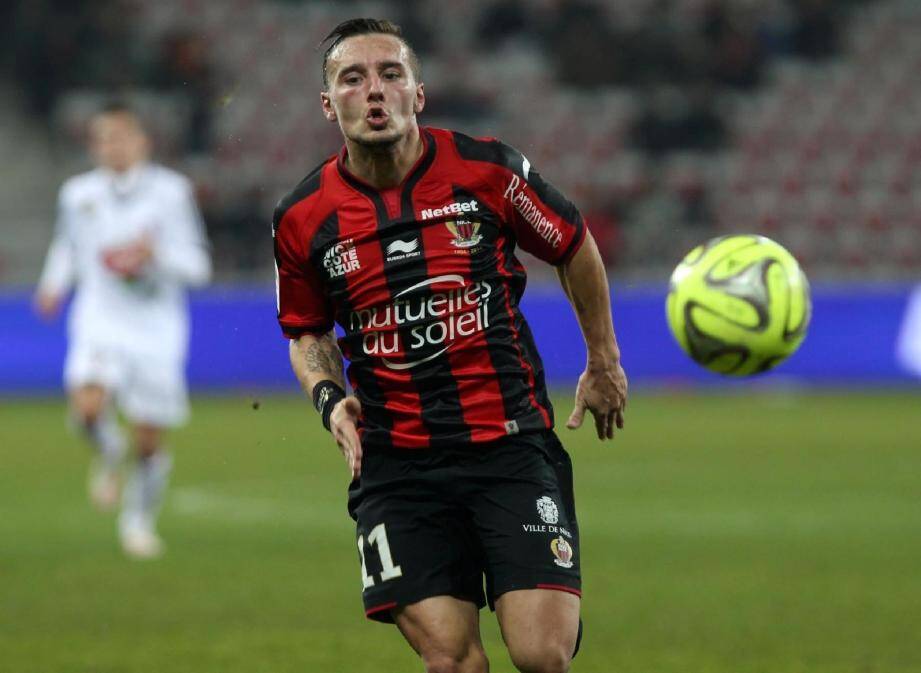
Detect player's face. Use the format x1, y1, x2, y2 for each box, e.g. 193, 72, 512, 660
89, 113, 150, 173
321, 34, 424, 148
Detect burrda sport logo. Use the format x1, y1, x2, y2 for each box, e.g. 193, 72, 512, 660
385, 238, 421, 263
349, 274, 491, 370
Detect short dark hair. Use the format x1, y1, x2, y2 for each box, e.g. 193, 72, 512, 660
94, 100, 145, 129
320, 18, 421, 87
97, 99, 137, 117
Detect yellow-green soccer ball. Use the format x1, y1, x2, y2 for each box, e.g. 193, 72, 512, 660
666, 235, 811, 376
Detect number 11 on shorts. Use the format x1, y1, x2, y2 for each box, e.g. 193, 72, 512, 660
357, 523, 403, 589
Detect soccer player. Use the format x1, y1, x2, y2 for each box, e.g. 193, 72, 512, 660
274, 19, 627, 673
35, 102, 211, 559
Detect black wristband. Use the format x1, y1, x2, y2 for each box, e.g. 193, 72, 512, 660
313, 380, 346, 432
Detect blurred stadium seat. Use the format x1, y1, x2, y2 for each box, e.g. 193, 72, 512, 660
1, 0, 918, 282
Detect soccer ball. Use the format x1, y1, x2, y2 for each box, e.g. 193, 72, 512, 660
666, 235, 811, 376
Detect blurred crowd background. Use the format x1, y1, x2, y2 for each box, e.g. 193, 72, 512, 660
1, 0, 918, 284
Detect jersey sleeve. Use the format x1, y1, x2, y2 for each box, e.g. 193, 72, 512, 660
495, 143, 586, 265
37, 183, 77, 294
273, 204, 333, 339
153, 177, 212, 286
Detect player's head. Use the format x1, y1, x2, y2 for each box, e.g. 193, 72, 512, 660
320, 18, 425, 149
89, 101, 150, 173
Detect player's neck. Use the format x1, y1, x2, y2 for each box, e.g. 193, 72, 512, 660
103, 161, 147, 195
343, 125, 423, 190
102, 161, 147, 178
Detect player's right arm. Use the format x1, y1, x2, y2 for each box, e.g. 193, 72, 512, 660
274, 193, 362, 478
35, 183, 77, 319
288, 331, 363, 479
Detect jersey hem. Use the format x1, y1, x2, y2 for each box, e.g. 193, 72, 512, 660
364, 588, 486, 623
487, 577, 582, 611
279, 322, 334, 339
535, 583, 583, 597
365, 601, 398, 619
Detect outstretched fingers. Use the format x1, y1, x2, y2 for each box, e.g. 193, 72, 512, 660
332, 397, 364, 479
593, 408, 606, 439
594, 403, 624, 440
332, 424, 360, 478
566, 397, 587, 430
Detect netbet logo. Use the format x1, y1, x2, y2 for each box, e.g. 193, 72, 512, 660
420, 199, 479, 221
503, 175, 563, 249
349, 274, 492, 370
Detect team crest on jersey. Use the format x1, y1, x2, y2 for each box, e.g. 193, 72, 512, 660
551, 536, 574, 568
536, 496, 559, 525
323, 238, 361, 278
446, 218, 483, 249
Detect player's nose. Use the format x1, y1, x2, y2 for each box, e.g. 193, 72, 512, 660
367, 74, 385, 99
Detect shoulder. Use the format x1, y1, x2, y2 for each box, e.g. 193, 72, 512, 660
59, 169, 101, 203
438, 128, 530, 179
148, 164, 195, 197
272, 155, 335, 235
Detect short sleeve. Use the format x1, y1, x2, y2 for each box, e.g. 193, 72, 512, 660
497, 144, 586, 265
152, 176, 212, 286
37, 182, 78, 294
170, 179, 209, 246
273, 207, 333, 339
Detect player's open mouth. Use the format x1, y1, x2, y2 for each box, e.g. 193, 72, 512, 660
366, 107, 388, 128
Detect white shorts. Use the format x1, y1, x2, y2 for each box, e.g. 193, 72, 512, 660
64, 340, 189, 428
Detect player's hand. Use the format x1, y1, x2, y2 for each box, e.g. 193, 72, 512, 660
566, 360, 628, 440
34, 291, 63, 320
330, 395, 363, 479
101, 235, 154, 279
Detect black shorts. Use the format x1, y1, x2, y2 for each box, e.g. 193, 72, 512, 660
347, 430, 581, 623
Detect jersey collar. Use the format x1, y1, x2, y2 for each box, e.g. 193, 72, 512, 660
336, 127, 436, 200
103, 162, 150, 198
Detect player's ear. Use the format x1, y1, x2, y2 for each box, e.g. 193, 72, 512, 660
413, 83, 425, 115
321, 92, 337, 122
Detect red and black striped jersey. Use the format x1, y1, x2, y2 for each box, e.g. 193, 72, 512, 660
273, 127, 586, 449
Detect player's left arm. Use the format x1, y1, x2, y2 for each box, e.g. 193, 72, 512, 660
492, 141, 627, 439
556, 231, 627, 440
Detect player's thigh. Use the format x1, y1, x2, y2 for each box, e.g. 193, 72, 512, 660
69, 384, 109, 422
495, 589, 580, 673
393, 596, 488, 673
352, 488, 485, 622
64, 341, 124, 416
349, 450, 486, 622
120, 353, 189, 428
470, 431, 582, 602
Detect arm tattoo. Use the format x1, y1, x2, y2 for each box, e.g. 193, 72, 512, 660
302, 332, 343, 378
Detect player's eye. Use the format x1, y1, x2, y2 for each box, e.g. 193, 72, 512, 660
383, 70, 401, 80
343, 74, 362, 85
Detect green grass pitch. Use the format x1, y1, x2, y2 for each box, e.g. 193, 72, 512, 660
1, 391, 920, 672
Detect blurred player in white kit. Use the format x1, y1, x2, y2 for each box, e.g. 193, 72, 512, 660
35, 102, 211, 558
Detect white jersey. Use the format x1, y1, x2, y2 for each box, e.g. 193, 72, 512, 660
38, 163, 211, 361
